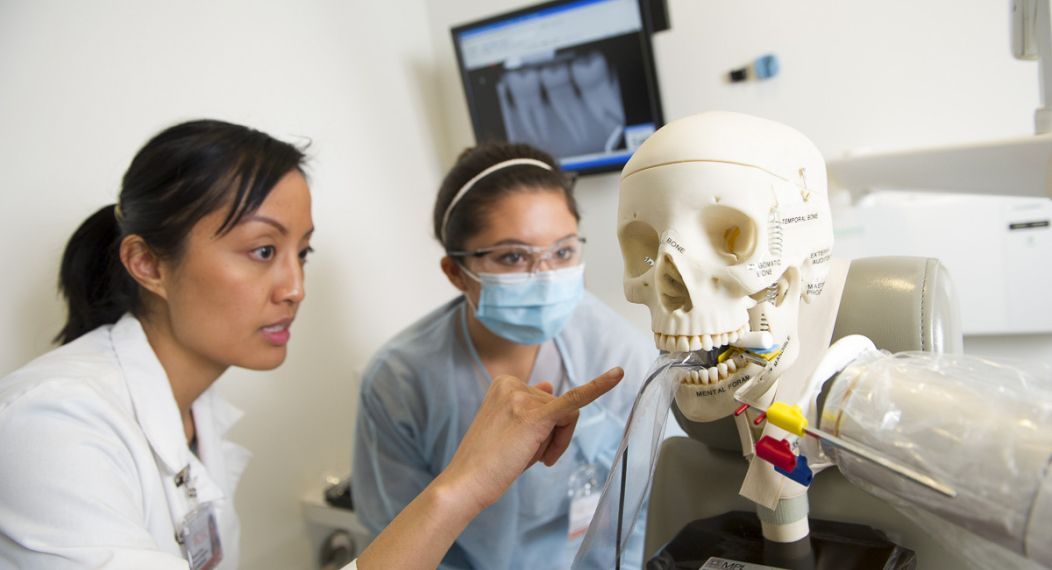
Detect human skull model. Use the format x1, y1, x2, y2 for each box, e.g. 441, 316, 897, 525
618, 112, 833, 421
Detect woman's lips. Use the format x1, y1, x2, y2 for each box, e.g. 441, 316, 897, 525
261, 321, 292, 346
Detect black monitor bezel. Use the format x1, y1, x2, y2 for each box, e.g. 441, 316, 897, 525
450, 0, 665, 176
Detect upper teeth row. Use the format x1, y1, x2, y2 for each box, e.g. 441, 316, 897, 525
654, 324, 751, 353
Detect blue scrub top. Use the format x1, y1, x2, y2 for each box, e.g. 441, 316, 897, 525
352, 292, 656, 569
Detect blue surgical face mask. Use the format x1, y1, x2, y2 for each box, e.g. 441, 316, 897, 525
463, 264, 585, 345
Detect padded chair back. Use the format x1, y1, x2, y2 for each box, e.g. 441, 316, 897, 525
832, 256, 961, 354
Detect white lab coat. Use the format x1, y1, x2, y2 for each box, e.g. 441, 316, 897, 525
0, 314, 251, 569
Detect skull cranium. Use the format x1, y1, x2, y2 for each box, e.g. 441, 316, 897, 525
618, 112, 833, 421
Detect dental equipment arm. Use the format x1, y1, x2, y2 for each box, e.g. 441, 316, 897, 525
1014, 0, 1052, 133
747, 335, 1052, 568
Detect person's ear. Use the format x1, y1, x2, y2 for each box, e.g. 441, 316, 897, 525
119, 235, 169, 300
441, 256, 469, 293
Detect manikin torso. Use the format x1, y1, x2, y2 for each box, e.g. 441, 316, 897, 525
730, 257, 849, 540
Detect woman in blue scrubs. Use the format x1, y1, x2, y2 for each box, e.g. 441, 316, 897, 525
352, 143, 656, 569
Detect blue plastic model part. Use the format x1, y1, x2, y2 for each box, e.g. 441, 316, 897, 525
775, 454, 813, 486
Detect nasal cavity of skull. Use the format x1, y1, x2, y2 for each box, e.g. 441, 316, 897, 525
701, 206, 756, 264
619, 221, 660, 277
658, 255, 693, 312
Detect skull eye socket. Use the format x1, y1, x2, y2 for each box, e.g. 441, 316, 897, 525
619, 221, 659, 277
701, 206, 757, 264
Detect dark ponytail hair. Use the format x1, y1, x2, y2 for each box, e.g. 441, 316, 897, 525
56, 119, 307, 344
433, 142, 579, 252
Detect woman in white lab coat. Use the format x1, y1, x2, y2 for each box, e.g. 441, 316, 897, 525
0, 119, 313, 569
0, 119, 623, 570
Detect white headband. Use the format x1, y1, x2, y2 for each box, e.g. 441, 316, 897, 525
440, 158, 553, 244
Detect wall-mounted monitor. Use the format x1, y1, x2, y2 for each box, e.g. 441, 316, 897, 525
451, 0, 665, 175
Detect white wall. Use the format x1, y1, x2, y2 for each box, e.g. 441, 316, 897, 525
426, 0, 1052, 357
0, 1, 455, 567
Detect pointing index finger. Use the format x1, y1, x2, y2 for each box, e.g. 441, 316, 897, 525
540, 367, 624, 420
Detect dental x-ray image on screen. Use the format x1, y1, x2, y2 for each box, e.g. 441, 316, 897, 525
452, 0, 664, 174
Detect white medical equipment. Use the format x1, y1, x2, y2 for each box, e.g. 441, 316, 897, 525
826, 0, 1052, 200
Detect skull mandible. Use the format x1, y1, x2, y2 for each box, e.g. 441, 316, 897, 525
618, 111, 833, 421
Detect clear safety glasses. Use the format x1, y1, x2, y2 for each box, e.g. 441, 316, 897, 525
447, 236, 587, 274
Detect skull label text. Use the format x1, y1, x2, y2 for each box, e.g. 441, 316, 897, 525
664, 236, 685, 254
692, 373, 754, 397
781, 211, 819, 225
747, 259, 782, 279
809, 248, 831, 265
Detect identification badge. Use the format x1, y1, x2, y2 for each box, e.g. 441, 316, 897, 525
177, 501, 223, 570
566, 463, 600, 542
568, 492, 601, 540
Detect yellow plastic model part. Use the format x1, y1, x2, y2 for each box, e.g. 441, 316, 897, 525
766, 401, 808, 436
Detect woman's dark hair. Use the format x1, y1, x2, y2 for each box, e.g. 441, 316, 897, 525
56, 119, 307, 345
433, 142, 579, 251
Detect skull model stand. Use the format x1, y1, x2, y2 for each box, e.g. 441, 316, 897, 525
618, 111, 909, 568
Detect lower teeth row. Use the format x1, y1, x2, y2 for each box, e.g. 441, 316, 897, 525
681, 355, 745, 385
